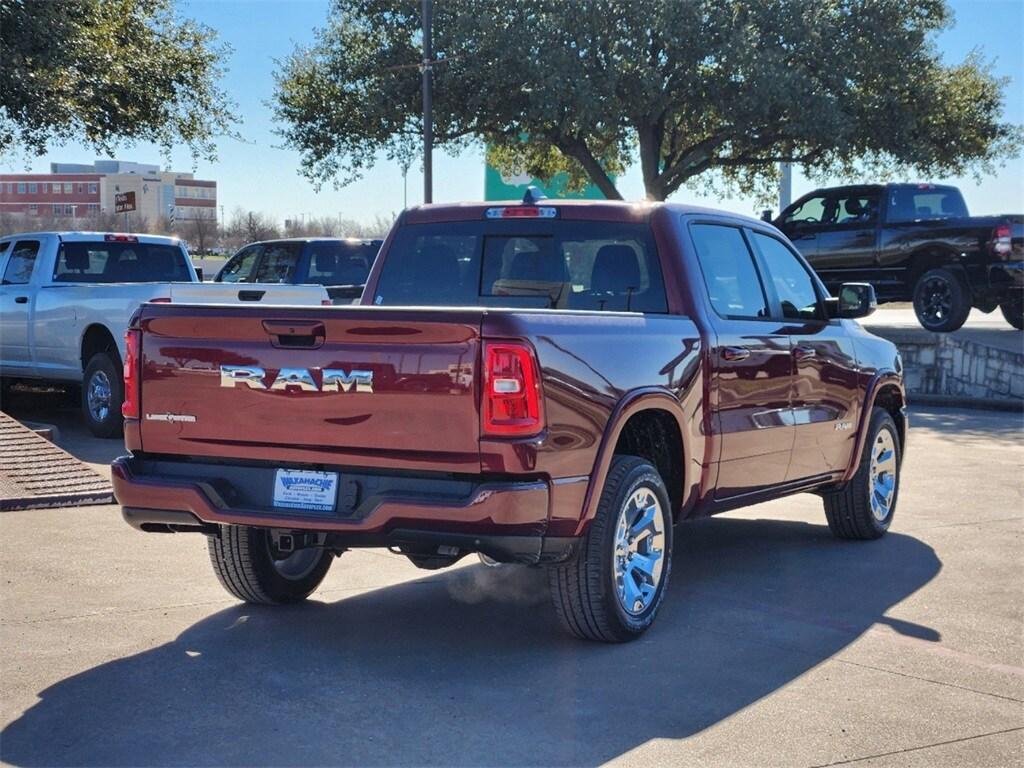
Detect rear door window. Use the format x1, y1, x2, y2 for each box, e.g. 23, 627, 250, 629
374, 220, 666, 313
783, 195, 828, 226
2, 240, 41, 284
690, 224, 769, 320
253, 243, 302, 283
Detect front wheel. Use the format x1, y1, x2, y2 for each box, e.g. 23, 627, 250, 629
548, 456, 673, 642
823, 408, 901, 540
208, 525, 333, 604
82, 352, 124, 438
999, 293, 1024, 330
912, 267, 971, 332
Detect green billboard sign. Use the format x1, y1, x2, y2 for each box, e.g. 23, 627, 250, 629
483, 163, 608, 201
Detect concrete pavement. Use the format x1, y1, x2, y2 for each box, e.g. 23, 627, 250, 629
1, 406, 1021, 766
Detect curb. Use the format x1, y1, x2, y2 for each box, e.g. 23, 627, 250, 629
907, 394, 1024, 413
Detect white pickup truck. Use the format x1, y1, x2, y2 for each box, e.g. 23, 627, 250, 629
0, 232, 329, 436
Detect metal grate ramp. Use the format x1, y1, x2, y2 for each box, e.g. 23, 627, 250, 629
0, 412, 113, 510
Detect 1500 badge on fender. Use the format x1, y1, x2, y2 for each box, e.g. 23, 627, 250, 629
219, 365, 374, 393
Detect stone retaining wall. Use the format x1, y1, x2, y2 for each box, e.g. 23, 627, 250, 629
870, 328, 1023, 406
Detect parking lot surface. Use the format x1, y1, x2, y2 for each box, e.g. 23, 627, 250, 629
1, 406, 1021, 767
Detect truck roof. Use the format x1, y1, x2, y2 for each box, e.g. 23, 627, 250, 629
0, 231, 183, 245
403, 198, 769, 227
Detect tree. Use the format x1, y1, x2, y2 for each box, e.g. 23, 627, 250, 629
0, 0, 234, 160
274, 0, 1021, 202
179, 209, 218, 254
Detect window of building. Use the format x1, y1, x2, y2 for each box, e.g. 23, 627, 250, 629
28, 183, 37, 193
17, 183, 26, 194
76, 183, 84, 193
29, 204, 38, 215
89, 182, 98, 194
64, 204, 75, 216
51, 183, 60, 194
63, 183, 72, 193
4, 183, 11, 193
40, 183, 47, 193
53, 204, 62, 215
88, 204, 100, 214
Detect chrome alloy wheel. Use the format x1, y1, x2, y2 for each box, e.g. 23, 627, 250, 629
612, 487, 666, 615
267, 541, 323, 580
86, 369, 112, 423
869, 428, 898, 522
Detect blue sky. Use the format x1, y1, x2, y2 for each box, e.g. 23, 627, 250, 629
4, 0, 1023, 222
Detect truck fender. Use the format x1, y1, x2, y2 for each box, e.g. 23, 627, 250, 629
573, 387, 697, 537
841, 371, 907, 483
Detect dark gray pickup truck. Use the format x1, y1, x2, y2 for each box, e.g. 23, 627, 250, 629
773, 183, 1023, 331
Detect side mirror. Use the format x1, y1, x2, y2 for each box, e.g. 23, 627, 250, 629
760, 209, 773, 223
830, 282, 877, 319
194, 267, 204, 282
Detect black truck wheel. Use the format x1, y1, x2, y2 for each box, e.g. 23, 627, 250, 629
999, 293, 1024, 330
82, 352, 124, 438
823, 408, 901, 540
912, 267, 971, 332
208, 525, 333, 604
548, 456, 673, 642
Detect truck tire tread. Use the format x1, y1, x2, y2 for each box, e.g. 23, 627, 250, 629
207, 525, 331, 604
548, 455, 671, 642
823, 408, 900, 540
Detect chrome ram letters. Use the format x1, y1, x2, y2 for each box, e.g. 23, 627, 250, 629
220, 365, 373, 393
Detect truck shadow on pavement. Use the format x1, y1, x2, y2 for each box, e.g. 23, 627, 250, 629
1, 517, 941, 767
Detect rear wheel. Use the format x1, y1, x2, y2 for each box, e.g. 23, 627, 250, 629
912, 267, 971, 332
823, 408, 901, 540
82, 352, 124, 438
999, 293, 1024, 330
548, 456, 673, 642
208, 525, 333, 604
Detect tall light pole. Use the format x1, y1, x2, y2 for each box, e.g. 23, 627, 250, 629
778, 162, 792, 212
421, 0, 433, 204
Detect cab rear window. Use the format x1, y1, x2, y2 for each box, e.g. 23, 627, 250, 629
53, 242, 191, 283
374, 220, 667, 313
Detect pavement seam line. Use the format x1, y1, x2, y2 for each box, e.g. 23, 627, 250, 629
806, 726, 1024, 767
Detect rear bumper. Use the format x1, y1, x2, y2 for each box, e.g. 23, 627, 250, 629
111, 455, 578, 564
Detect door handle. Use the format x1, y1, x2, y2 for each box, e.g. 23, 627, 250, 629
793, 345, 817, 360
721, 347, 750, 362
14, 296, 28, 304
238, 289, 266, 301
796, 233, 817, 241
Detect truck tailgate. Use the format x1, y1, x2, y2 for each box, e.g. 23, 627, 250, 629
137, 305, 484, 473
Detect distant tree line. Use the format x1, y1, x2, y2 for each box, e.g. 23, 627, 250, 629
0, 207, 396, 254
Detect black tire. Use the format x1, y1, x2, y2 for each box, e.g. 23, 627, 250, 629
912, 267, 971, 332
82, 352, 124, 438
999, 293, 1024, 330
208, 525, 333, 604
548, 456, 673, 642
824, 408, 901, 540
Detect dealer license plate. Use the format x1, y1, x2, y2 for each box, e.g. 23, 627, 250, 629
272, 469, 338, 512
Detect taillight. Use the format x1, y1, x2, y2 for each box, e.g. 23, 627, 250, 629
122, 329, 141, 419
992, 223, 1012, 256
149, 297, 172, 303
482, 341, 544, 437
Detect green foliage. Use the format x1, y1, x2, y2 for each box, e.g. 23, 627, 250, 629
275, 0, 1021, 202
0, 0, 234, 161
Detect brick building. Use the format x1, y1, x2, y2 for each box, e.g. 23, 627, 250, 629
0, 160, 217, 227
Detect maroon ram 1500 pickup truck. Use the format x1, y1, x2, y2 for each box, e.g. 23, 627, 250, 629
112, 194, 907, 642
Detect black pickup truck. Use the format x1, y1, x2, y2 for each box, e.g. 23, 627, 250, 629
773, 184, 1023, 331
